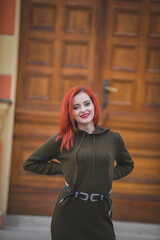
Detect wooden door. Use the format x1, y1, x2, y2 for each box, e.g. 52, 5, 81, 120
99, 0, 160, 223
8, 0, 104, 215
8, 0, 160, 224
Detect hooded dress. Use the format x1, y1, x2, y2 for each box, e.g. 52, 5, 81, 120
23, 126, 134, 240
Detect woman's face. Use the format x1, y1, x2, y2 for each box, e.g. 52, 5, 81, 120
72, 92, 95, 128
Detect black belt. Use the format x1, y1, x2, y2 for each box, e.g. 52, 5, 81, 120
59, 186, 112, 216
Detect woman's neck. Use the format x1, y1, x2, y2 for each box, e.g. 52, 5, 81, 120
77, 122, 95, 134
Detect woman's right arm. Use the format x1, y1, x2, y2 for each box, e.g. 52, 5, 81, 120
23, 134, 63, 175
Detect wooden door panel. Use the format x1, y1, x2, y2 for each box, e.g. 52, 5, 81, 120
101, 0, 160, 224
8, 0, 104, 216
111, 44, 138, 72
8, 186, 63, 215
9, 122, 64, 214
107, 78, 136, 106
133, 157, 160, 184
8, 0, 160, 223
16, 0, 99, 109
113, 199, 160, 223
112, 8, 141, 37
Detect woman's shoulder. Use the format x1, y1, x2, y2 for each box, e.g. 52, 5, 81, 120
97, 126, 122, 143
97, 125, 120, 137
47, 132, 60, 141
108, 130, 121, 137
43, 132, 62, 148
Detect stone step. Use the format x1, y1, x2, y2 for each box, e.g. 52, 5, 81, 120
114, 221, 160, 239
2, 215, 50, 232
1, 215, 160, 240
0, 229, 51, 240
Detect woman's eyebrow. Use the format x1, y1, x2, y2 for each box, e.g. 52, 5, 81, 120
73, 100, 90, 106
73, 103, 79, 107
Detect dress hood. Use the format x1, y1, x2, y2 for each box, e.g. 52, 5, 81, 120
75, 125, 110, 136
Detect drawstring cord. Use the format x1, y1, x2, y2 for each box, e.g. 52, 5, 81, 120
74, 133, 96, 176
92, 135, 96, 176
75, 133, 85, 164
72, 133, 85, 187
75, 133, 96, 181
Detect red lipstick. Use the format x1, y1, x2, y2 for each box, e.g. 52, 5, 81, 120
80, 113, 90, 119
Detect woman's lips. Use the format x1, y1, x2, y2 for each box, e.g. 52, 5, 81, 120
80, 113, 90, 119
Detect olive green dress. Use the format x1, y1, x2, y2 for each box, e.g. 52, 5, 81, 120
23, 126, 134, 240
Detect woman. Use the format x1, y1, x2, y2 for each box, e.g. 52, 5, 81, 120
23, 86, 134, 240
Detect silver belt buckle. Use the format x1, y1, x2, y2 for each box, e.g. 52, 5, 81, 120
79, 192, 89, 201
90, 193, 103, 202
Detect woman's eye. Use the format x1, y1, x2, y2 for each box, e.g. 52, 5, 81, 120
73, 106, 79, 110
85, 102, 90, 106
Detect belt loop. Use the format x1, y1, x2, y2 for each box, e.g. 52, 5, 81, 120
75, 192, 79, 198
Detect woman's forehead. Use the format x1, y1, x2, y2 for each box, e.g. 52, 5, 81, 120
73, 92, 91, 104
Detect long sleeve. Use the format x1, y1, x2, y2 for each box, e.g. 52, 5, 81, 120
114, 133, 134, 180
23, 134, 63, 175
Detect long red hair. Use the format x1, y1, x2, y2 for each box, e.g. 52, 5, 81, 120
57, 86, 100, 152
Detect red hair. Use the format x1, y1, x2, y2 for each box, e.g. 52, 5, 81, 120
57, 86, 100, 152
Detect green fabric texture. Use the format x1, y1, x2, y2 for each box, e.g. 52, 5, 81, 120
23, 125, 134, 240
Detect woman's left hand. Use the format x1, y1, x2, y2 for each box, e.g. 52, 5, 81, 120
65, 180, 69, 187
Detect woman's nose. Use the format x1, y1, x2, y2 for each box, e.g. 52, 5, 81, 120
80, 105, 86, 112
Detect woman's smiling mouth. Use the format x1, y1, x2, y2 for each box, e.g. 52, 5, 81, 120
80, 113, 90, 119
